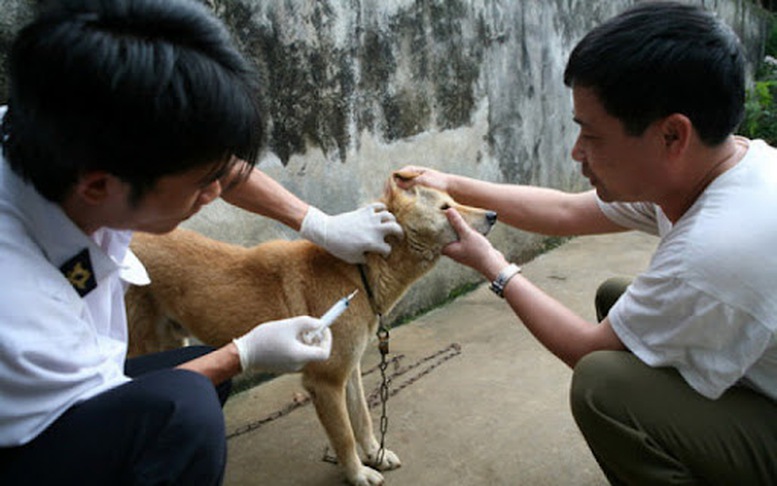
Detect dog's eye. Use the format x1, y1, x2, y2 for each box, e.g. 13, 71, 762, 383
440, 203, 451, 210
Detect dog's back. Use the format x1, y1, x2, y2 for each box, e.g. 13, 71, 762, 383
127, 173, 496, 357
128, 228, 368, 353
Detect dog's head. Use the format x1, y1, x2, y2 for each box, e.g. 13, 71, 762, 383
380, 170, 497, 262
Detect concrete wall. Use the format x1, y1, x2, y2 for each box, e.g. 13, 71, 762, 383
0, 0, 771, 321
0, 0, 35, 103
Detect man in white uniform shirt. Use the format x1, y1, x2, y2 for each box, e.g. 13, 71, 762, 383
399, 2, 777, 484
0, 0, 401, 484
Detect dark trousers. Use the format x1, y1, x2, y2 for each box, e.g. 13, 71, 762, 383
0, 346, 232, 486
573, 278, 777, 485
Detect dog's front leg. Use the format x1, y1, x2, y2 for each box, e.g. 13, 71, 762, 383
305, 376, 385, 486
346, 364, 401, 472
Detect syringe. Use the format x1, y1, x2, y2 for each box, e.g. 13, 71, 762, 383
302, 289, 359, 344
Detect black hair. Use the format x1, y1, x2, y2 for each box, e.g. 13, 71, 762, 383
563, 1, 745, 146
1, 0, 264, 203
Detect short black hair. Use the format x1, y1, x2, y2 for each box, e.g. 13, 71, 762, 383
564, 1, 745, 146
1, 0, 264, 202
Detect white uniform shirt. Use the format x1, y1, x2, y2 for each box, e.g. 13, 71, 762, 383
599, 138, 777, 401
0, 115, 150, 446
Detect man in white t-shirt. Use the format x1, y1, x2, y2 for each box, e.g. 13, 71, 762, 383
0, 0, 402, 484
399, 2, 777, 484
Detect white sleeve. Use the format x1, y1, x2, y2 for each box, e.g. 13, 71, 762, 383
609, 272, 773, 400
596, 197, 661, 236
0, 249, 129, 446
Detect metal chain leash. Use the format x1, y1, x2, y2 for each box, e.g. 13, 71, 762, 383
226, 342, 463, 441
375, 313, 390, 466
226, 394, 310, 439
365, 342, 461, 408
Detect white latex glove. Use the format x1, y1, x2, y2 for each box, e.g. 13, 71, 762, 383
300, 203, 404, 264
232, 316, 332, 373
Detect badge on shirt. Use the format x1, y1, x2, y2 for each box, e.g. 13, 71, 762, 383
59, 248, 97, 297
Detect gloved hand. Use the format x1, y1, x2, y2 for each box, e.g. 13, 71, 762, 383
232, 316, 332, 373
300, 203, 404, 264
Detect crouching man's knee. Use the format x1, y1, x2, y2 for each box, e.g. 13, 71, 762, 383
570, 351, 711, 485
569, 350, 630, 433
569, 351, 647, 484
133, 369, 227, 485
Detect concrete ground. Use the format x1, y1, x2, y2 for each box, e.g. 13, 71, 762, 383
222, 231, 658, 485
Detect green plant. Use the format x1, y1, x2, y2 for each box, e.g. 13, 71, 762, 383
739, 15, 777, 144
741, 77, 777, 144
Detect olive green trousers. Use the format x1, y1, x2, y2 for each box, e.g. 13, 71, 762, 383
570, 277, 777, 485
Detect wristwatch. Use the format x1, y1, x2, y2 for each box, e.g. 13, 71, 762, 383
489, 263, 521, 297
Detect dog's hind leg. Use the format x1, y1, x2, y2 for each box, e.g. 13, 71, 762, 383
304, 374, 385, 486
346, 363, 401, 471
126, 286, 164, 357
126, 286, 189, 357
156, 318, 191, 350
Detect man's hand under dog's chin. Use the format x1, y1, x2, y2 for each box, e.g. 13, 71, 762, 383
443, 208, 509, 280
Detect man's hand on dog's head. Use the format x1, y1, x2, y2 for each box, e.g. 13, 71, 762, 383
300, 204, 404, 264
394, 166, 450, 193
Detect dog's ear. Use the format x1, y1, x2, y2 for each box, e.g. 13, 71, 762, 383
383, 171, 416, 207
390, 170, 420, 195
392, 169, 420, 184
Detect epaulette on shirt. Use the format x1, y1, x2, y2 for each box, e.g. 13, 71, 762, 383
59, 248, 97, 297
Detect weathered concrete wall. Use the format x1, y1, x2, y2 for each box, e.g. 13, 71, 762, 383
195, 0, 770, 320
0, 0, 35, 102
0, 0, 771, 321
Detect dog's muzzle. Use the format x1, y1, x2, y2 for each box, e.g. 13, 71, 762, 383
486, 211, 497, 226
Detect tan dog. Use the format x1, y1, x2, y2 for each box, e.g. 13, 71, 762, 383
125, 171, 497, 486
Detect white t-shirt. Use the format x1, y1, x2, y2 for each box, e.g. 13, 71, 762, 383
0, 112, 150, 446
599, 138, 777, 401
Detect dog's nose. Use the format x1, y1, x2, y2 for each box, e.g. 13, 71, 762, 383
486, 211, 497, 225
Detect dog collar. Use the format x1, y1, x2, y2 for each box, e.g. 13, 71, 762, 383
357, 263, 381, 315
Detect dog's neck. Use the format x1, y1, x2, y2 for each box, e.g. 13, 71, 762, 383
360, 234, 440, 316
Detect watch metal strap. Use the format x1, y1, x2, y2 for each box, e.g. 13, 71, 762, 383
489, 263, 521, 297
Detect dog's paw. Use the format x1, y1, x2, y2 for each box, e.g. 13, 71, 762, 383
366, 448, 401, 471
348, 464, 385, 486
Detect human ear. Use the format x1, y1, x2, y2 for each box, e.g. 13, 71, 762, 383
73, 171, 122, 205
661, 114, 692, 155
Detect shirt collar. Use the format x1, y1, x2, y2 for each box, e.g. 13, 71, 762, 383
0, 152, 149, 294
